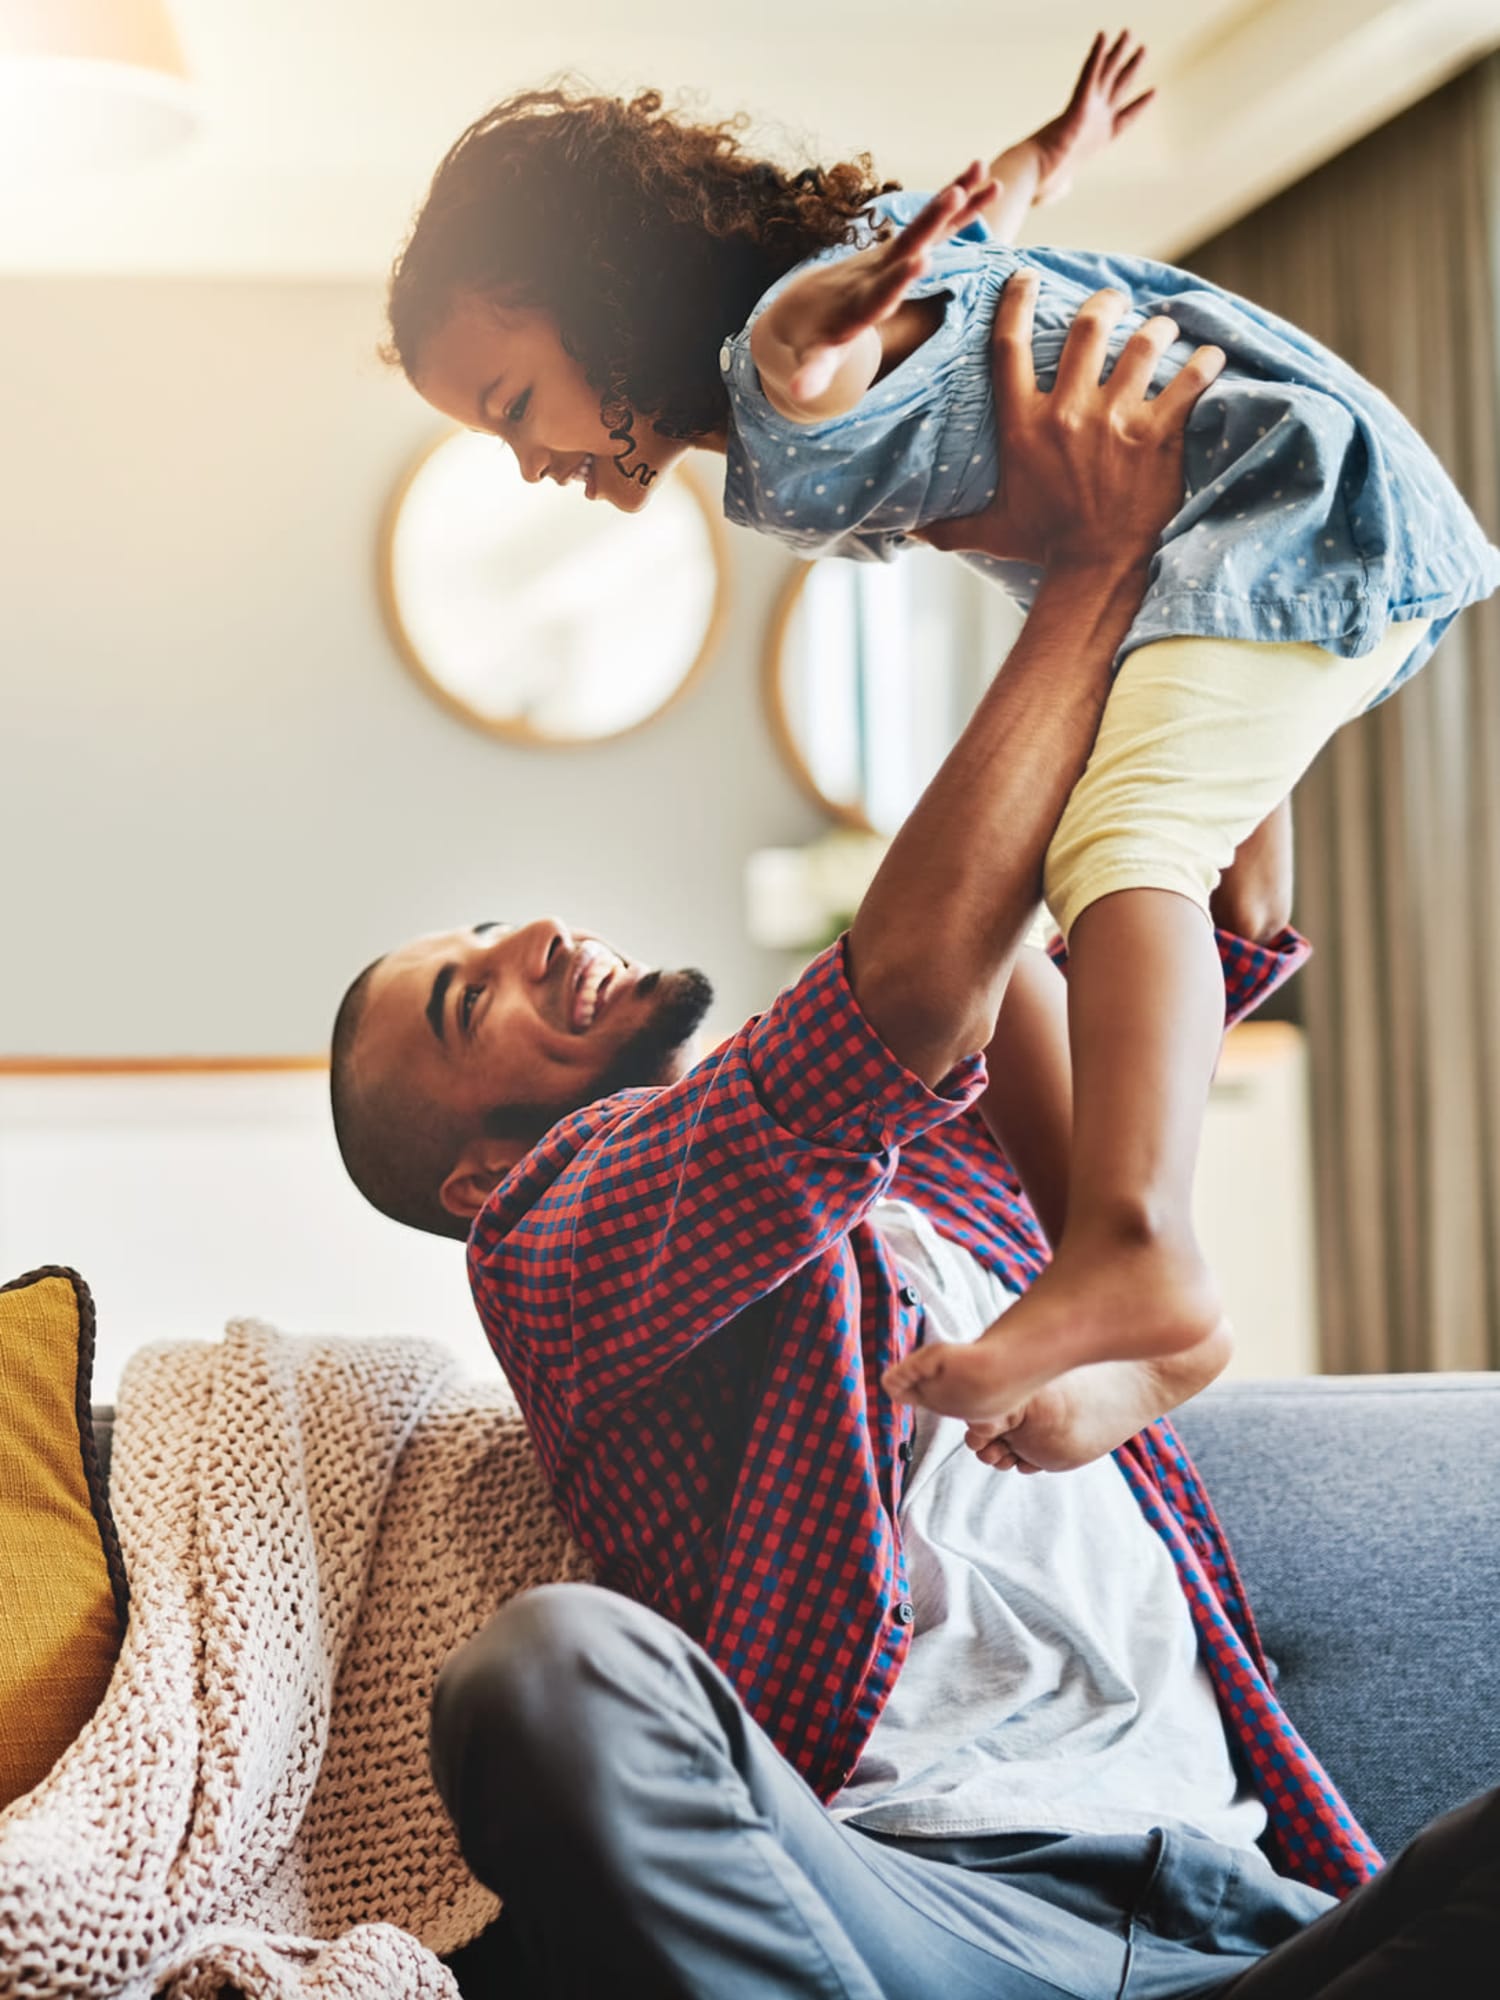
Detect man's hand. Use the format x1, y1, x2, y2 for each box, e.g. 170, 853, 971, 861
963, 1324, 1233, 1473
923, 277, 1226, 569
1026, 31, 1155, 206
751, 163, 997, 418
847, 250, 1226, 1087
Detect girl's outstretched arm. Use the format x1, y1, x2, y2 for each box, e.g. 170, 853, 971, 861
982, 29, 1156, 243
750, 33, 1155, 425
750, 164, 997, 422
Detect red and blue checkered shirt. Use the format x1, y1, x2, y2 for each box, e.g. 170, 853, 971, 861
469, 929, 1382, 1897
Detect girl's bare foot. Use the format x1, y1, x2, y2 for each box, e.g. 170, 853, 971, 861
882, 1227, 1220, 1421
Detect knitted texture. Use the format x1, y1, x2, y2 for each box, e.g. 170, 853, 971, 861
0, 1323, 590, 1998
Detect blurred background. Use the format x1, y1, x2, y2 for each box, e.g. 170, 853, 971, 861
1, 1, 1497, 1393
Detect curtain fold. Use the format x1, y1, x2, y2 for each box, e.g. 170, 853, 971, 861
1186, 58, 1500, 1371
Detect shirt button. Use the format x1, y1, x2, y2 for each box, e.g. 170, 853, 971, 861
719, 341, 732, 372
898, 1439, 914, 1466
899, 1283, 921, 1308
895, 1600, 915, 1626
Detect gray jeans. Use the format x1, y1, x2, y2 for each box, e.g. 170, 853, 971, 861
431, 1584, 1498, 2000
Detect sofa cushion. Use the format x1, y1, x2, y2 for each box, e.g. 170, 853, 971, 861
0, 1267, 128, 1809
1176, 1373, 1500, 1861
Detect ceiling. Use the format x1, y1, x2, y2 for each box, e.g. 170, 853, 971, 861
1, 0, 1496, 276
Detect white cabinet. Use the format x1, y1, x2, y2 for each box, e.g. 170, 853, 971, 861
1197, 1023, 1320, 1378
0, 1066, 485, 1401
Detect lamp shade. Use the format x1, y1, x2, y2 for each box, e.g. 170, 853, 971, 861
0, 0, 199, 171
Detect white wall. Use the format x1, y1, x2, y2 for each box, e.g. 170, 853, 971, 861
0, 277, 821, 1058
0, 275, 1320, 1378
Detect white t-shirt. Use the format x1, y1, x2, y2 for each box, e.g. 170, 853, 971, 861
831, 1198, 1268, 1849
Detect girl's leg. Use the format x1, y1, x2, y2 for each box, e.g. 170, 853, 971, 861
1025, 882, 1226, 1354
887, 885, 1226, 1418
885, 618, 1428, 1423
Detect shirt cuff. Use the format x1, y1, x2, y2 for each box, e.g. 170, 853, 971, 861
744, 937, 986, 1154
1216, 925, 1310, 1026
1047, 925, 1311, 1029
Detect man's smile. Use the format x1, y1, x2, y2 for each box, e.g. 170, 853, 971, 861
564, 939, 632, 1032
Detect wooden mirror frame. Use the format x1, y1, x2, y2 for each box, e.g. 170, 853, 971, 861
379, 434, 732, 748
762, 560, 879, 834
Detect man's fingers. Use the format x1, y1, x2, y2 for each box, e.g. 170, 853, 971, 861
1150, 342, 1228, 427
1052, 287, 1129, 401
992, 268, 1040, 404
1105, 313, 1178, 406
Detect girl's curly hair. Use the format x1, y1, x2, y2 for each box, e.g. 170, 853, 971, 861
386, 85, 898, 441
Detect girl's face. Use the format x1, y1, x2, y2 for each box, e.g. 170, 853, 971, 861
412, 296, 691, 514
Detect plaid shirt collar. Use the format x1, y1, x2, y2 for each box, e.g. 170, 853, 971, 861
470, 929, 1380, 1897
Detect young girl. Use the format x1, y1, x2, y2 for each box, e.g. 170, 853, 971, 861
386, 37, 1500, 1432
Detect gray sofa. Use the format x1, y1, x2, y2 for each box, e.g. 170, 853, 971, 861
1175, 1371, 1499, 1858
94, 1371, 1499, 1865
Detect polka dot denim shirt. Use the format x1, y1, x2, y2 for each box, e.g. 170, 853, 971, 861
721, 194, 1500, 700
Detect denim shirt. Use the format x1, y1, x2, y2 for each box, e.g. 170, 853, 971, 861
721, 194, 1500, 700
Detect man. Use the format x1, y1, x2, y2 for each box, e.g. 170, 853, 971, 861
332, 285, 1497, 1996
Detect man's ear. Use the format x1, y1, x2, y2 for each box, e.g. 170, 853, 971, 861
438, 1136, 528, 1223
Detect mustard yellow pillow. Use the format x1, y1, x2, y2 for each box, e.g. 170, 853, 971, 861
1, 1267, 127, 1810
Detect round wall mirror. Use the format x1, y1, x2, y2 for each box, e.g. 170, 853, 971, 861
381, 432, 729, 745
766, 549, 1024, 835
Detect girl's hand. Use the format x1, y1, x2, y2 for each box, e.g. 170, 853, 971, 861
1026, 30, 1155, 206
769, 163, 999, 408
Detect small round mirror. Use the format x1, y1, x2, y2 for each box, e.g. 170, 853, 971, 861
381, 432, 729, 744
766, 550, 1023, 834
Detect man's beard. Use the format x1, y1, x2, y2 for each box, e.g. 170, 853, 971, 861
480, 967, 715, 1147
592, 966, 715, 1095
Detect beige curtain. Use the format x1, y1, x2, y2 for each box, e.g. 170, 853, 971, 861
1187, 58, 1500, 1372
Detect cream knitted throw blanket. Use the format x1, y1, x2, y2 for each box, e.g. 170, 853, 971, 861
0, 1322, 589, 1999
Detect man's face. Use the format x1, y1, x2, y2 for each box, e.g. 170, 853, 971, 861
352, 917, 712, 1215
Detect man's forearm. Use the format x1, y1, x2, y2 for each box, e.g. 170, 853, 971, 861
849, 555, 1148, 1084
848, 278, 1220, 1085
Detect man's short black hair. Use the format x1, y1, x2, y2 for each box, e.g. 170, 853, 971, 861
329, 956, 472, 1243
